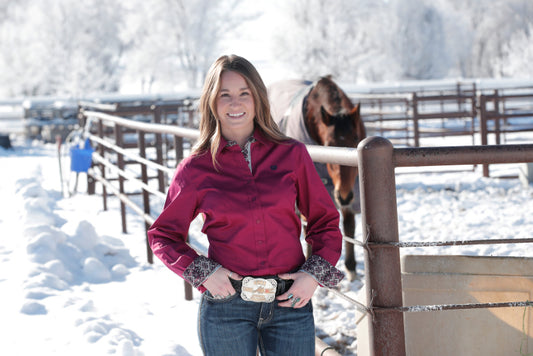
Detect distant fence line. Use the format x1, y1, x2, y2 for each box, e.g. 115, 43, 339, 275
350, 83, 533, 165
2, 80, 533, 158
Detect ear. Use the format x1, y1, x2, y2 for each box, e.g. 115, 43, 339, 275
351, 103, 367, 139
349, 104, 361, 129
320, 106, 332, 126
349, 103, 360, 118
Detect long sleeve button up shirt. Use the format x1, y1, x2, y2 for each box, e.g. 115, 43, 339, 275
148, 128, 344, 292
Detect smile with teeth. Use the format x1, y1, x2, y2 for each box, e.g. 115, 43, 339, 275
228, 112, 245, 118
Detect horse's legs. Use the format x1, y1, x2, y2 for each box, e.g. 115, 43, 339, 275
342, 209, 357, 281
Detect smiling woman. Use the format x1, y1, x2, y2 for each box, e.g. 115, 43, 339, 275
147, 54, 345, 355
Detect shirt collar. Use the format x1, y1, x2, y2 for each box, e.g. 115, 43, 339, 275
218, 126, 268, 151
226, 135, 256, 148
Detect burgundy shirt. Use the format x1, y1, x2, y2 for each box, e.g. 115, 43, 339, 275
148, 128, 344, 292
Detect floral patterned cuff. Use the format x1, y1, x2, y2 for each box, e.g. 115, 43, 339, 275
300, 255, 345, 288
183, 256, 221, 288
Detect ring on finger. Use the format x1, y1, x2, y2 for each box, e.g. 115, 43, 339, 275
291, 298, 300, 308
229, 272, 233, 278
287, 293, 294, 300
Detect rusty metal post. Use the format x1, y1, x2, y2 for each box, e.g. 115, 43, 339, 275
153, 106, 166, 190
138, 131, 154, 264
358, 136, 406, 356
114, 124, 127, 234
412, 93, 420, 147
479, 95, 490, 177
470, 84, 477, 146
153, 106, 192, 300
97, 119, 108, 210
174, 135, 183, 165
494, 90, 501, 145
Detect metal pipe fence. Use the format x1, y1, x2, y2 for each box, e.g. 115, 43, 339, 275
357, 136, 533, 355
79, 106, 533, 356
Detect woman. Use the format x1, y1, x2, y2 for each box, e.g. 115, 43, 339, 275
148, 54, 344, 355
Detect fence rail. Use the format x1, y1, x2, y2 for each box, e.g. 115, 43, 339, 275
351, 86, 533, 161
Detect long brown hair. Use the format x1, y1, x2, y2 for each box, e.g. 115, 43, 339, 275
193, 54, 289, 166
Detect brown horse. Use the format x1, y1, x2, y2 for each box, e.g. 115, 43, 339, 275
268, 77, 366, 281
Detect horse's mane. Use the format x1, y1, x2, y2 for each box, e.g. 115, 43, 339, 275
311, 76, 353, 114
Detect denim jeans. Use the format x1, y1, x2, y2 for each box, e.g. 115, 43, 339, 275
198, 291, 315, 356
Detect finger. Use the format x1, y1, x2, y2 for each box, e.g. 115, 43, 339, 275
277, 273, 294, 280
290, 299, 297, 308
227, 271, 243, 281
277, 299, 294, 307
293, 297, 308, 309
275, 292, 293, 301
290, 297, 302, 308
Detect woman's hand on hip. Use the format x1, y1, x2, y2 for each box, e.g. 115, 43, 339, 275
276, 271, 318, 308
202, 267, 242, 298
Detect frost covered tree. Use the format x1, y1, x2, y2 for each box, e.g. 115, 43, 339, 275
272, 0, 457, 82
1, 0, 532, 97
446, 0, 533, 78
389, 0, 450, 79
0, 0, 124, 96
121, 0, 255, 91
493, 23, 533, 78
271, 0, 533, 82
0, 0, 254, 96
272, 0, 373, 82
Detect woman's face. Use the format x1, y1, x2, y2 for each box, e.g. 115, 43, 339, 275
216, 70, 255, 142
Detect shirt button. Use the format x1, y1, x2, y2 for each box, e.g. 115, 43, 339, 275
256, 219, 261, 224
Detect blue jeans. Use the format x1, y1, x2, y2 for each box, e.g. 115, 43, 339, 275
198, 291, 315, 356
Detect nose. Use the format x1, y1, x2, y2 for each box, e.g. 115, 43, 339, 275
335, 189, 354, 207
230, 96, 241, 107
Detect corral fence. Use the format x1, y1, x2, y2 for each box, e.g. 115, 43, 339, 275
354, 137, 533, 355
78, 99, 533, 355
351, 82, 533, 178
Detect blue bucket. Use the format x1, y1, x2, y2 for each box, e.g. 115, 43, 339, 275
70, 139, 94, 173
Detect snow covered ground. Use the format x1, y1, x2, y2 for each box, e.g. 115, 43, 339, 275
1, 134, 532, 356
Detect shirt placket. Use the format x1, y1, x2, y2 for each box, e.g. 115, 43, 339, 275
242, 142, 268, 271
247, 179, 268, 270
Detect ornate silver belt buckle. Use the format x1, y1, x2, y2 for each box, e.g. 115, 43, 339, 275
240, 277, 277, 303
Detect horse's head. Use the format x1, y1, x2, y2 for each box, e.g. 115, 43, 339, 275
305, 78, 366, 208
319, 104, 364, 207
